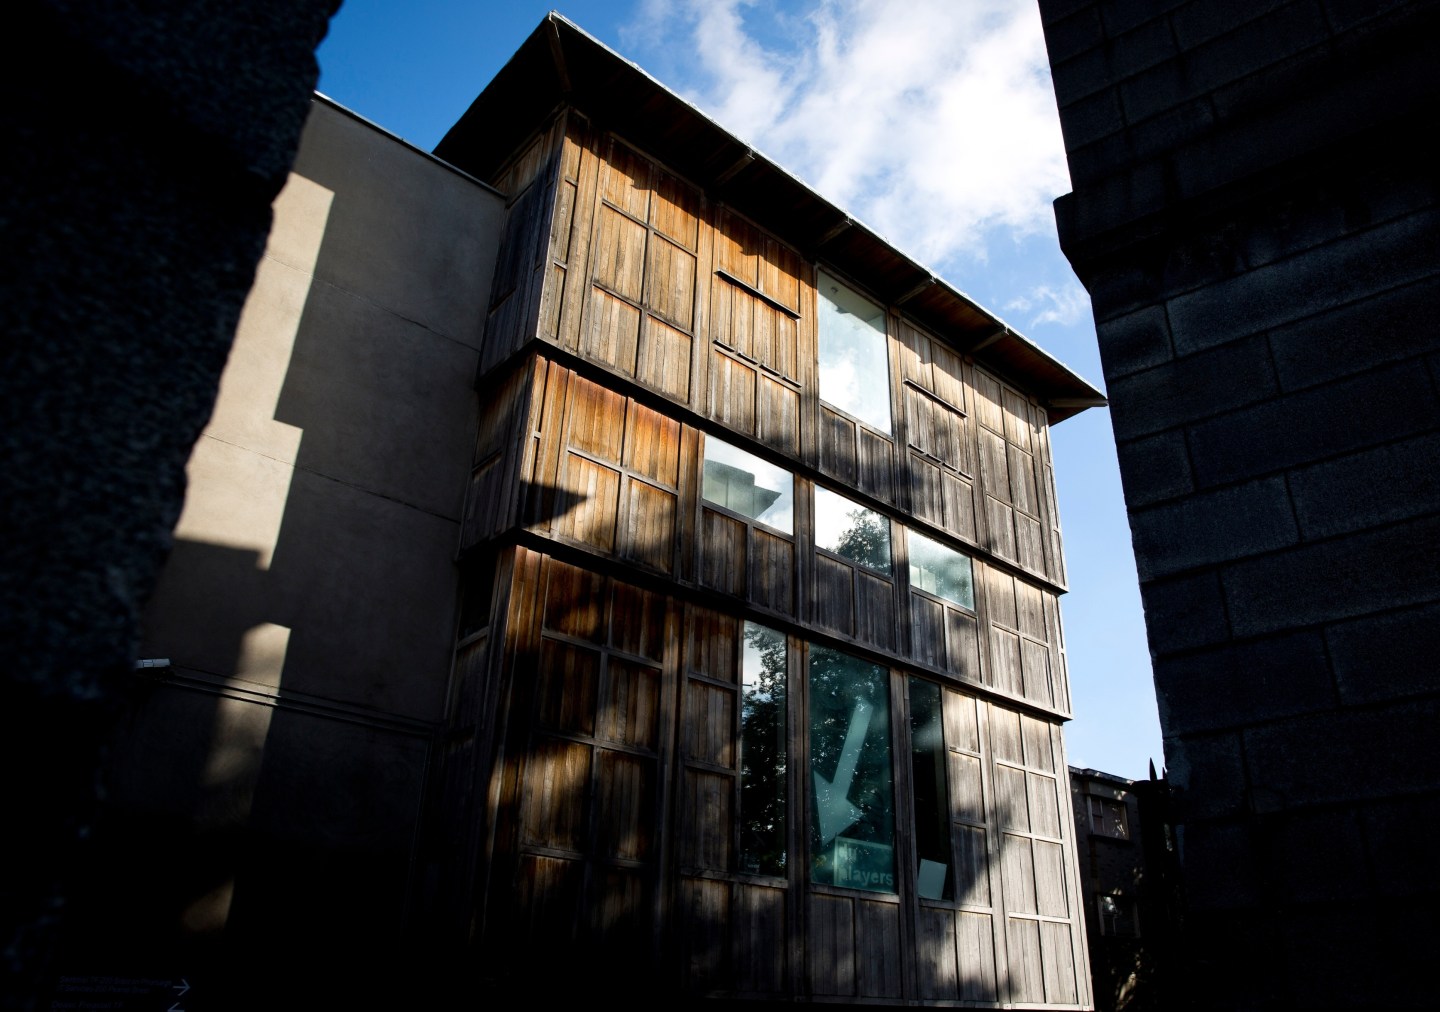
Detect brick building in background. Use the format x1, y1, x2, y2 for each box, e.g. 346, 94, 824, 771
1039, 0, 1440, 1006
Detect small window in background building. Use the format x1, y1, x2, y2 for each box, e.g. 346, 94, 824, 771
702, 435, 794, 533
1088, 795, 1130, 839
817, 270, 892, 434
1099, 894, 1140, 937
907, 530, 974, 609
814, 485, 891, 574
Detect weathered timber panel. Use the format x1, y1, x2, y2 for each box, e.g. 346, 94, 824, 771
680, 876, 728, 987
973, 368, 1059, 584
463, 361, 534, 546
855, 898, 904, 998
958, 910, 1000, 1001
732, 883, 787, 993
907, 580, 980, 684
897, 320, 978, 543
916, 906, 960, 1000
807, 892, 857, 996
982, 562, 1057, 707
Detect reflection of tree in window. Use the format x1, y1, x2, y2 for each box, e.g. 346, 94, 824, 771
909, 677, 951, 900
817, 270, 892, 434
807, 645, 895, 893
908, 530, 973, 608
701, 435, 793, 532
740, 621, 787, 875
815, 485, 891, 573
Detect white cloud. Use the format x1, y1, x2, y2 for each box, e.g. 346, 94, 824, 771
1005, 281, 1090, 329
625, 0, 1071, 270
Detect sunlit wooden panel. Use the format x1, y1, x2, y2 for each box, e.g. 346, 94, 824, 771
601, 141, 650, 220
996, 768, 1030, 835
814, 554, 854, 636
622, 400, 681, 487
950, 752, 985, 826
550, 177, 576, 263
857, 900, 903, 998
909, 455, 944, 528
536, 640, 599, 736
652, 170, 699, 250
595, 750, 654, 861
600, 658, 661, 750
1033, 840, 1069, 917
756, 373, 800, 456
1016, 514, 1046, 575
758, 240, 801, 314
856, 570, 896, 651
646, 235, 696, 330
542, 560, 605, 641
1022, 716, 1056, 773
636, 317, 692, 402
700, 509, 747, 598
1029, 773, 1062, 840
955, 824, 990, 906
1041, 920, 1079, 1004
520, 738, 592, 851
620, 479, 676, 574
1016, 581, 1045, 639
685, 680, 736, 767
713, 210, 760, 289
943, 687, 980, 752
931, 344, 966, 410
583, 288, 642, 377
754, 304, 797, 378
819, 406, 858, 486
752, 529, 795, 616
593, 204, 647, 303
1021, 638, 1052, 705
709, 351, 757, 436
973, 370, 1004, 433
1002, 388, 1034, 451
945, 608, 980, 683
681, 770, 732, 871
687, 607, 739, 679
957, 911, 999, 1001
807, 893, 856, 996
857, 428, 895, 502
1001, 835, 1038, 915
566, 376, 626, 462
910, 593, 944, 669
989, 706, 1023, 764
557, 454, 620, 553
1007, 917, 1044, 1004
711, 281, 751, 359
733, 884, 787, 993
990, 628, 1023, 697
916, 907, 959, 1000
1009, 444, 1040, 515
979, 429, 1010, 505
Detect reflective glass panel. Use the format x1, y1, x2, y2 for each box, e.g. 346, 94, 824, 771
814, 486, 891, 573
909, 677, 952, 900
740, 622, 788, 875
807, 645, 895, 893
908, 530, 974, 609
817, 271, 892, 434
702, 435, 794, 533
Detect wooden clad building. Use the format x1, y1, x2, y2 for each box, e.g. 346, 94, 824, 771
85, 12, 1106, 1011
426, 14, 1106, 1008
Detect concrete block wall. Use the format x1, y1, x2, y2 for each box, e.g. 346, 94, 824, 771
1039, 0, 1440, 1006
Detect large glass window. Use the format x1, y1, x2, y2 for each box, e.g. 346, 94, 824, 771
908, 530, 974, 609
740, 622, 788, 875
909, 677, 952, 900
807, 645, 895, 893
814, 486, 891, 574
817, 270, 892, 434
702, 435, 794, 533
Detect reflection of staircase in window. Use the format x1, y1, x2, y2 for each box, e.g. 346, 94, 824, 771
703, 460, 780, 520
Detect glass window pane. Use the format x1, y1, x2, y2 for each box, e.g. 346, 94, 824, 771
817, 271, 892, 434
808, 645, 895, 893
740, 622, 788, 875
814, 486, 891, 574
702, 435, 794, 533
908, 530, 974, 609
909, 677, 952, 900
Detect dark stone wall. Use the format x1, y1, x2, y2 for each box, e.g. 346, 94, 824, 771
1039, 1, 1440, 1007
0, 3, 339, 1009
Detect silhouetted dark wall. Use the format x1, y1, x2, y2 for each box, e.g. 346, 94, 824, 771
1039, 1, 1440, 1007
0, 3, 339, 1009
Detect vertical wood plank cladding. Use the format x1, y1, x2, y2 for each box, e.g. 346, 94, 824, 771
856, 570, 897, 651
600, 139, 652, 220
990, 628, 1023, 697
855, 899, 904, 998
819, 405, 857, 485
957, 910, 1000, 1001
700, 509, 747, 597
1021, 639, 1053, 705
752, 529, 795, 617
910, 594, 944, 669
556, 455, 620, 553
857, 427, 895, 502
591, 866, 648, 956
986, 564, 1019, 629
685, 681, 736, 767
638, 317, 692, 402
1022, 714, 1056, 772
601, 659, 661, 750
989, 706, 1023, 764
1006, 916, 1045, 1004
916, 907, 959, 1000
807, 893, 856, 996
950, 752, 985, 826
536, 640, 599, 736
515, 853, 583, 944
759, 238, 802, 315
944, 608, 980, 683
1001, 836, 1038, 915
1029, 773, 1062, 840
710, 351, 758, 437
1032, 840, 1069, 917
956, 824, 991, 906
944, 687, 980, 752
583, 289, 642, 377
645, 235, 696, 330
680, 876, 728, 987
813, 554, 854, 635
996, 768, 1030, 834
713, 208, 761, 288
595, 750, 655, 861
620, 480, 676, 573
1040, 920, 1078, 1004
542, 558, 606, 642
519, 738, 592, 851
681, 770, 733, 871
593, 205, 648, 303
686, 606, 739, 679
733, 884, 787, 993
757, 373, 801, 456
566, 376, 626, 462
653, 169, 699, 251
556, 120, 602, 355
610, 580, 667, 662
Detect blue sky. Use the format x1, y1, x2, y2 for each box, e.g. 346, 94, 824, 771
315, 0, 1165, 780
